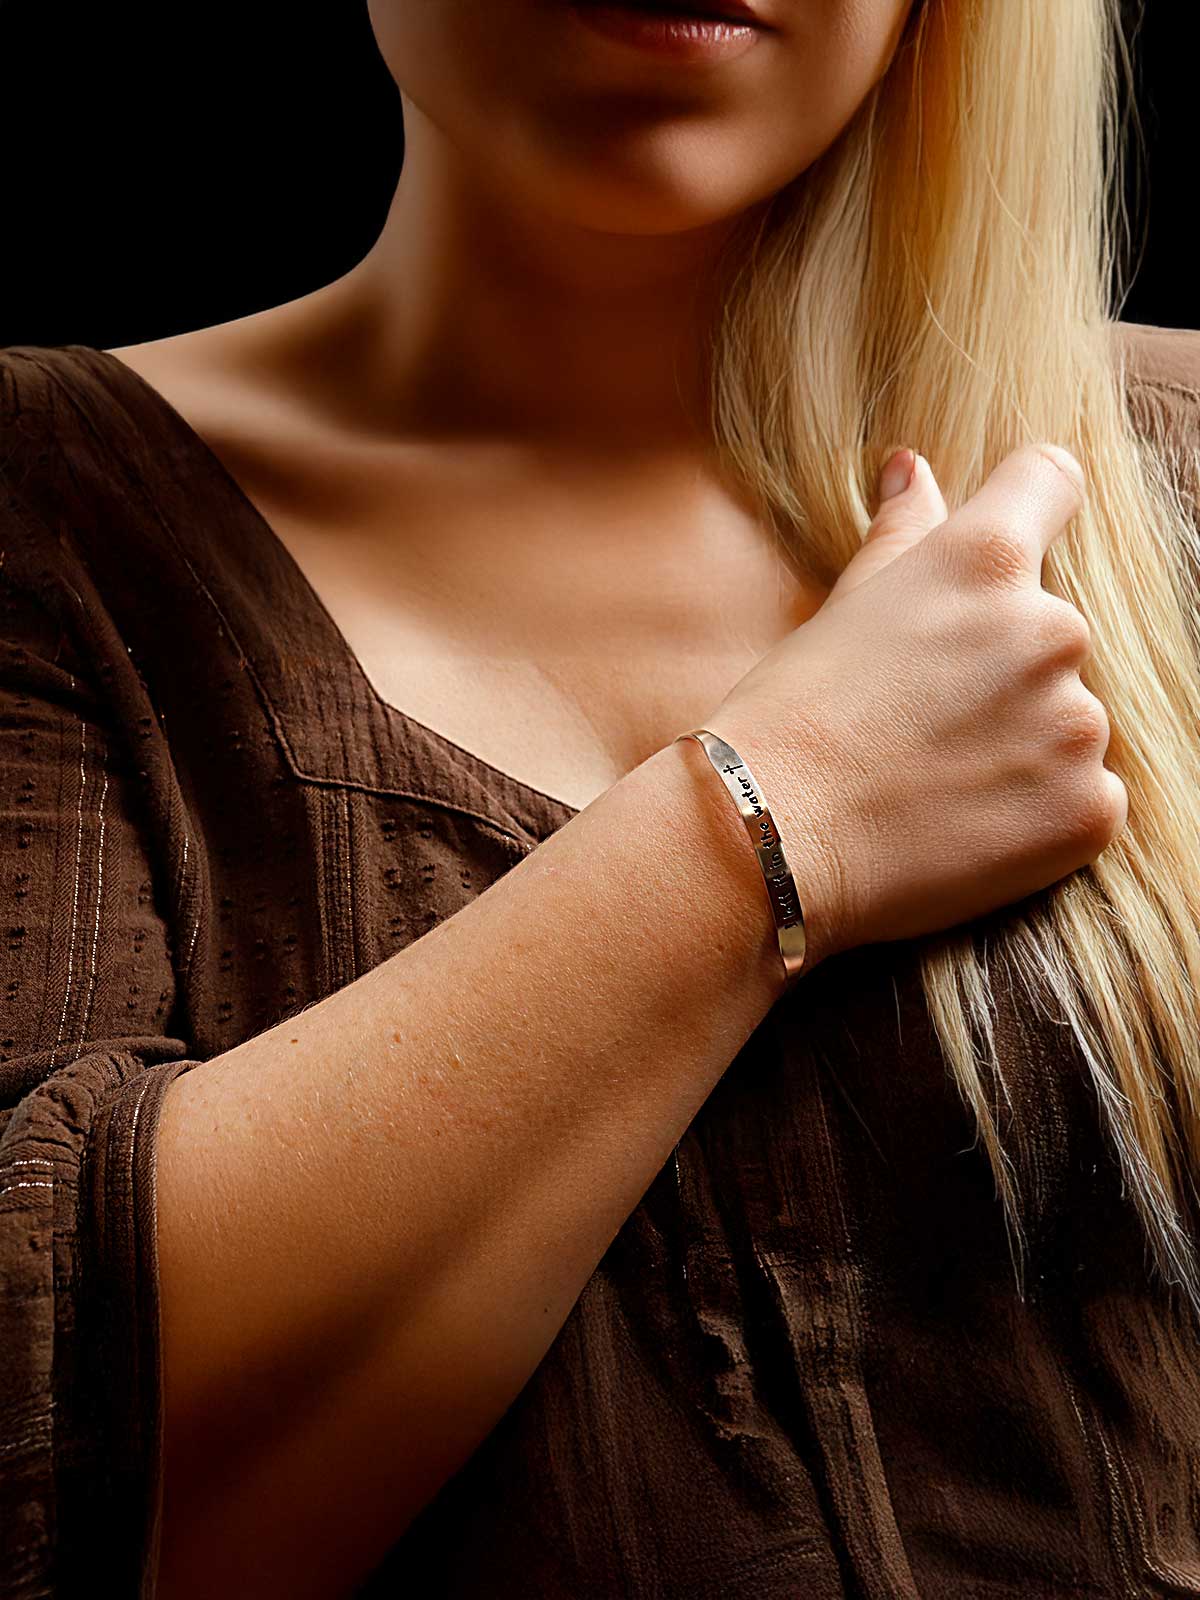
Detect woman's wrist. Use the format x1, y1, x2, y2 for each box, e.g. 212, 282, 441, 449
631, 726, 838, 998
661, 715, 845, 980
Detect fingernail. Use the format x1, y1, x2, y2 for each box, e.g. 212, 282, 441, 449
1038, 443, 1086, 497
878, 447, 916, 503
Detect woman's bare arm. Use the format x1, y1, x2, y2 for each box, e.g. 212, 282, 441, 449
155, 442, 1120, 1597
154, 732, 821, 1598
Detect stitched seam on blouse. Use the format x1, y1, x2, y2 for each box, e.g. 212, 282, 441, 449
342, 785, 362, 982
285, 769, 539, 850
49, 718, 90, 1071
1062, 1370, 1146, 1597
176, 831, 202, 978
1127, 375, 1200, 402
0, 1180, 54, 1199
322, 784, 358, 992
77, 764, 110, 1050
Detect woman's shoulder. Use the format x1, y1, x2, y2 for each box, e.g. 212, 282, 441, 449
0, 345, 125, 582
0, 342, 269, 716
0, 340, 251, 602
0, 342, 129, 454
0, 340, 76, 410
0, 344, 176, 630
0, 339, 198, 474
1110, 323, 1200, 550
1110, 319, 1200, 448
0, 342, 161, 526
1112, 318, 1200, 397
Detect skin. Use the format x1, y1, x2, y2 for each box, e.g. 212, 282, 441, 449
112, 0, 915, 812
101, 2, 1125, 1592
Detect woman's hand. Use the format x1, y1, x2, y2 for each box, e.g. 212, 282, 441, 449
710, 444, 1128, 967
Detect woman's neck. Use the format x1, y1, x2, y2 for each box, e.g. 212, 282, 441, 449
278, 96, 755, 453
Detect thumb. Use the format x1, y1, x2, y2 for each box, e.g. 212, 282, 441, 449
834, 448, 950, 597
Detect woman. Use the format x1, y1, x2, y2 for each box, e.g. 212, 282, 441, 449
2, 0, 1199, 1594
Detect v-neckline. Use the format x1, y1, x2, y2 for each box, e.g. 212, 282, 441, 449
80, 343, 585, 837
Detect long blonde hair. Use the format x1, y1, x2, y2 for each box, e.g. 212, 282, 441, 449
709, 0, 1200, 1311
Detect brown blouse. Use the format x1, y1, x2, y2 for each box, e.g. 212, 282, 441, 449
2, 330, 1200, 1599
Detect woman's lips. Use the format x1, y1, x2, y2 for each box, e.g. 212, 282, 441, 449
567, 3, 767, 62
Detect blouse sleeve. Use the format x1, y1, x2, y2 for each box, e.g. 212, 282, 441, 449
0, 502, 204, 1596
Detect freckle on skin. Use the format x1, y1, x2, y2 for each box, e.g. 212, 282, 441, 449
290, 1038, 298, 1044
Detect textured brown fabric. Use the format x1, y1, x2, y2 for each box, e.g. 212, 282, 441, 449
1, 328, 1199, 1598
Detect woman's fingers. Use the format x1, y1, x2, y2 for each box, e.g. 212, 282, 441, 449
833, 449, 950, 596
930, 443, 1087, 587
835, 442, 1085, 601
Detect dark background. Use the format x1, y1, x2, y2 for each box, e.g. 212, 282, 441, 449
0, 0, 1194, 351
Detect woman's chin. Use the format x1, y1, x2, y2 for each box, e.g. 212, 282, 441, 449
524, 151, 783, 239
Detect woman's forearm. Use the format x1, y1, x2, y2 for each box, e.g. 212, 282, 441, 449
153, 730, 826, 1597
